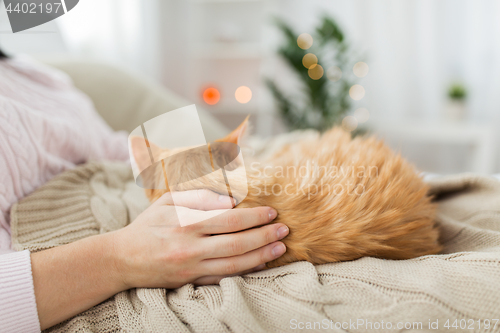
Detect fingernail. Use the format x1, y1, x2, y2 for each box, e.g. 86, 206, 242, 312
272, 243, 286, 257
268, 208, 278, 221
277, 225, 289, 239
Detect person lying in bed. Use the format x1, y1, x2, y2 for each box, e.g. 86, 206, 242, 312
0, 48, 287, 332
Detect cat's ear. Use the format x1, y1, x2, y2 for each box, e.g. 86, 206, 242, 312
129, 136, 163, 172
216, 115, 249, 145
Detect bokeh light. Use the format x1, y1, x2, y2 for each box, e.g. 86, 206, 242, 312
349, 84, 365, 100
302, 53, 318, 69
202, 87, 220, 105
235, 86, 252, 104
354, 107, 369, 123
308, 64, 324, 80
342, 116, 358, 132
327, 66, 342, 81
353, 62, 369, 78
297, 33, 313, 50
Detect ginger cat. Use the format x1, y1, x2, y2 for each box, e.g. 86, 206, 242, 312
131, 118, 441, 268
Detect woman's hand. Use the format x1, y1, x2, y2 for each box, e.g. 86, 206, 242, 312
110, 190, 288, 289
32, 190, 286, 330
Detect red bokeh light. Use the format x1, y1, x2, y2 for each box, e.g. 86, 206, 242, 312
202, 87, 220, 105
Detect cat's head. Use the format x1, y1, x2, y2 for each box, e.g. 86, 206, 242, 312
130, 116, 250, 203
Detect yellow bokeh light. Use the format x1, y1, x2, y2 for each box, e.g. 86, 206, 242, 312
235, 86, 252, 104
354, 107, 369, 123
353, 62, 369, 78
308, 64, 324, 80
342, 116, 358, 132
302, 53, 318, 69
349, 84, 365, 100
327, 66, 342, 81
297, 33, 313, 50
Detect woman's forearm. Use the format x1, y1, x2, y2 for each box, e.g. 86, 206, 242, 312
31, 232, 125, 330
29, 191, 285, 330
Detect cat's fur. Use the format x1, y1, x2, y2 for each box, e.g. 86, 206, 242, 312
131, 118, 441, 267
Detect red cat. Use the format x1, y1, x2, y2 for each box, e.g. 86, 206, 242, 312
131, 118, 441, 268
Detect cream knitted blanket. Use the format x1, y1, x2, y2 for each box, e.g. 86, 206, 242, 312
10, 162, 500, 333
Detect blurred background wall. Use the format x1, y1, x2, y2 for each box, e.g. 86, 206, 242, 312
1, 0, 500, 174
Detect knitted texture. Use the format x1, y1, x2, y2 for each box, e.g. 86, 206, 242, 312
10, 162, 500, 333
0, 250, 40, 332
0, 56, 129, 253
0, 56, 130, 333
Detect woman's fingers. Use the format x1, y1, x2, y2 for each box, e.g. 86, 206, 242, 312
153, 191, 278, 233
202, 223, 289, 258
196, 207, 278, 234
173, 206, 231, 227
155, 190, 235, 210
199, 241, 286, 276
192, 264, 266, 286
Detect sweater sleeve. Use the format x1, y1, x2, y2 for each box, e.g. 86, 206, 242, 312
0, 250, 40, 332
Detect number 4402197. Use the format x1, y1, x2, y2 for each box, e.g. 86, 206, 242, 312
5, 2, 62, 14
444, 319, 499, 330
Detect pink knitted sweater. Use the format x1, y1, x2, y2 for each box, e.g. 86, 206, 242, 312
0, 56, 129, 332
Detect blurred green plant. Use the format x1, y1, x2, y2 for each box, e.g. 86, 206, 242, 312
266, 17, 356, 132
448, 83, 467, 100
